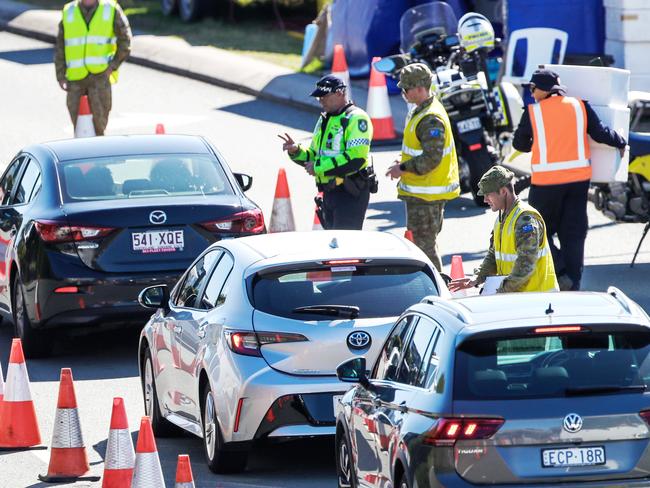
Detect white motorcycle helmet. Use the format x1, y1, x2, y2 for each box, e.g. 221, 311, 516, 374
458, 12, 495, 53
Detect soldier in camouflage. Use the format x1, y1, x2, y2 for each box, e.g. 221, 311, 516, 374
449, 166, 559, 293
386, 63, 460, 272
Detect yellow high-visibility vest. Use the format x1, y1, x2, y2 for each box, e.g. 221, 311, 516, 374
493, 200, 559, 292
398, 98, 460, 201
63, 0, 117, 82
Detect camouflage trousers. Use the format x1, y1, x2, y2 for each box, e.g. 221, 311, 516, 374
405, 199, 446, 272
66, 73, 112, 136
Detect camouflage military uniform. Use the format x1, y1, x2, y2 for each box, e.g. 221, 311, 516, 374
474, 200, 546, 293
401, 97, 449, 272
54, 1, 132, 135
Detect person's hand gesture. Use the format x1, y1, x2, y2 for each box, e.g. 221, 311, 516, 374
278, 133, 299, 155
448, 277, 476, 292
386, 160, 403, 180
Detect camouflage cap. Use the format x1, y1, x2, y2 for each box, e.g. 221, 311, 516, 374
397, 63, 433, 90
477, 165, 515, 195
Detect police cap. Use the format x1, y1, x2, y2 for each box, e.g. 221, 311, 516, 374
310, 74, 347, 97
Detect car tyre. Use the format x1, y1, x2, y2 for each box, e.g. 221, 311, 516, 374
179, 0, 205, 22
201, 382, 248, 473
142, 348, 181, 437
397, 471, 410, 488
336, 428, 357, 488
12, 275, 50, 358
161, 0, 178, 16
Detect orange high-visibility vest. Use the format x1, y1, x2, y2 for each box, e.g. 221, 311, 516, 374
529, 96, 592, 185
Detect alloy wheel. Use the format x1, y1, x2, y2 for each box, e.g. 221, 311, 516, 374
338, 436, 352, 487
144, 357, 154, 416
204, 391, 217, 460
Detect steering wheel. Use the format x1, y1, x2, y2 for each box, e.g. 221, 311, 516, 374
541, 350, 571, 368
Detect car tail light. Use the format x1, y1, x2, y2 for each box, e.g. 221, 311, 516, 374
322, 259, 364, 265
54, 286, 79, 293
424, 417, 504, 446
224, 330, 308, 357
35, 220, 115, 243
199, 209, 265, 234
639, 410, 650, 426
534, 325, 583, 334
469, 143, 482, 151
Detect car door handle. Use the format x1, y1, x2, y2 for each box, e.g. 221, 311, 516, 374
173, 325, 182, 334
197, 326, 206, 339
398, 401, 408, 413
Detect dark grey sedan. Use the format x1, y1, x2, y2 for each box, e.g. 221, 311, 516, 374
335, 289, 650, 487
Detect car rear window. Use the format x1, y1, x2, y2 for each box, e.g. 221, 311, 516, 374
454, 327, 650, 400
58, 154, 233, 202
252, 263, 438, 319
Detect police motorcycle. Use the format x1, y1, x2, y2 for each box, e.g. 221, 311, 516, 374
374, 2, 524, 205
589, 93, 650, 267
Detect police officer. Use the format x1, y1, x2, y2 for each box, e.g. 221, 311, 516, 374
279, 75, 374, 230
54, 0, 132, 136
449, 166, 559, 293
386, 63, 459, 272
513, 69, 627, 290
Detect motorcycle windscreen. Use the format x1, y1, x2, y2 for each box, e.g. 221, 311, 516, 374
400, 2, 458, 53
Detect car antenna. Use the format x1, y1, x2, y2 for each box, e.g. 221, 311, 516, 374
545, 302, 554, 315
329, 237, 338, 249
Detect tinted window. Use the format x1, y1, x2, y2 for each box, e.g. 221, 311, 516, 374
454, 328, 650, 400
372, 316, 417, 381
58, 154, 233, 202
397, 317, 438, 387
174, 250, 222, 309
0, 157, 24, 205
13, 159, 41, 205
252, 264, 438, 319
201, 252, 234, 309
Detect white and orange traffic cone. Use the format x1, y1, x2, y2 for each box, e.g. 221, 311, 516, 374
75, 95, 96, 138
269, 168, 296, 233
131, 416, 165, 488
450, 254, 467, 297
331, 44, 350, 96
175, 454, 195, 488
155, 123, 165, 134
368, 56, 398, 143
312, 192, 323, 230
102, 397, 135, 488
39, 368, 98, 482
0, 338, 41, 449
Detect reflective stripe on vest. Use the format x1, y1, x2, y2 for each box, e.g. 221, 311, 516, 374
398, 98, 460, 201
493, 200, 558, 292
63, 0, 117, 81
530, 96, 591, 185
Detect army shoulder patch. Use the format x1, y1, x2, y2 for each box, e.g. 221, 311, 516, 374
429, 128, 441, 137
358, 119, 368, 132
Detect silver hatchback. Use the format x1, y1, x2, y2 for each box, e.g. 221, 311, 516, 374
137, 230, 447, 473
335, 288, 650, 487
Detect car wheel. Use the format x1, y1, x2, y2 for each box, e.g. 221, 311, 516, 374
161, 0, 178, 16
201, 382, 248, 473
12, 276, 50, 358
336, 429, 357, 488
179, 0, 205, 22
142, 348, 181, 437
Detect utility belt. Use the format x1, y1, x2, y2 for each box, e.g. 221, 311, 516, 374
317, 163, 378, 197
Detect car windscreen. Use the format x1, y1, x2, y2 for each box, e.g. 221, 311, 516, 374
252, 263, 438, 320
58, 154, 233, 202
454, 327, 650, 400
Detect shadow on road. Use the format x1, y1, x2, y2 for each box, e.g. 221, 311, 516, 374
0, 47, 53, 65
582, 262, 650, 311
0, 324, 141, 382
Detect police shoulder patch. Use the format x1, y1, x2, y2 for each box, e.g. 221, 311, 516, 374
358, 119, 368, 132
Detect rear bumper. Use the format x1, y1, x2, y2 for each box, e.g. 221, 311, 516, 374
29, 272, 181, 329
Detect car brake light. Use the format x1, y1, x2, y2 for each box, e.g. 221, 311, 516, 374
469, 143, 482, 151
639, 410, 650, 426
534, 325, 583, 334
323, 259, 363, 265
54, 286, 79, 293
424, 417, 504, 446
224, 330, 308, 357
35, 220, 115, 243
199, 209, 265, 234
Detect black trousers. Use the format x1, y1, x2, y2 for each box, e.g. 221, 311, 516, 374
528, 180, 590, 290
322, 185, 370, 230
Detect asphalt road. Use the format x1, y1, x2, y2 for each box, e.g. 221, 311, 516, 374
0, 31, 649, 487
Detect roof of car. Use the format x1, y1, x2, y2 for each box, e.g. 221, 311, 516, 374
415, 289, 649, 335
35, 135, 212, 162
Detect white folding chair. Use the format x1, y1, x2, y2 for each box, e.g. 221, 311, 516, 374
502, 28, 569, 86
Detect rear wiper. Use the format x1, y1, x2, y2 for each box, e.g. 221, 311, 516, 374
292, 305, 360, 319
565, 384, 647, 396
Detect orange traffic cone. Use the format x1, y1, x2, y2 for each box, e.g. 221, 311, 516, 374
155, 123, 165, 134
269, 168, 296, 233
131, 417, 165, 488
39, 368, 98, 482
75, 95, 96, 138
0, 338, 41, 449
404, 230, 414, 242
102, 397, 135, 488
175, 454, 195, 488
450, 254, 467, 297
331, 44, 350, 96
312, 192, 323, 230
368, 57, 397, 142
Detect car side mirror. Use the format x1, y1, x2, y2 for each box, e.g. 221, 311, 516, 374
337, 357, 371, 389
234, 173, 253, 192
138, 285, 169, 311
